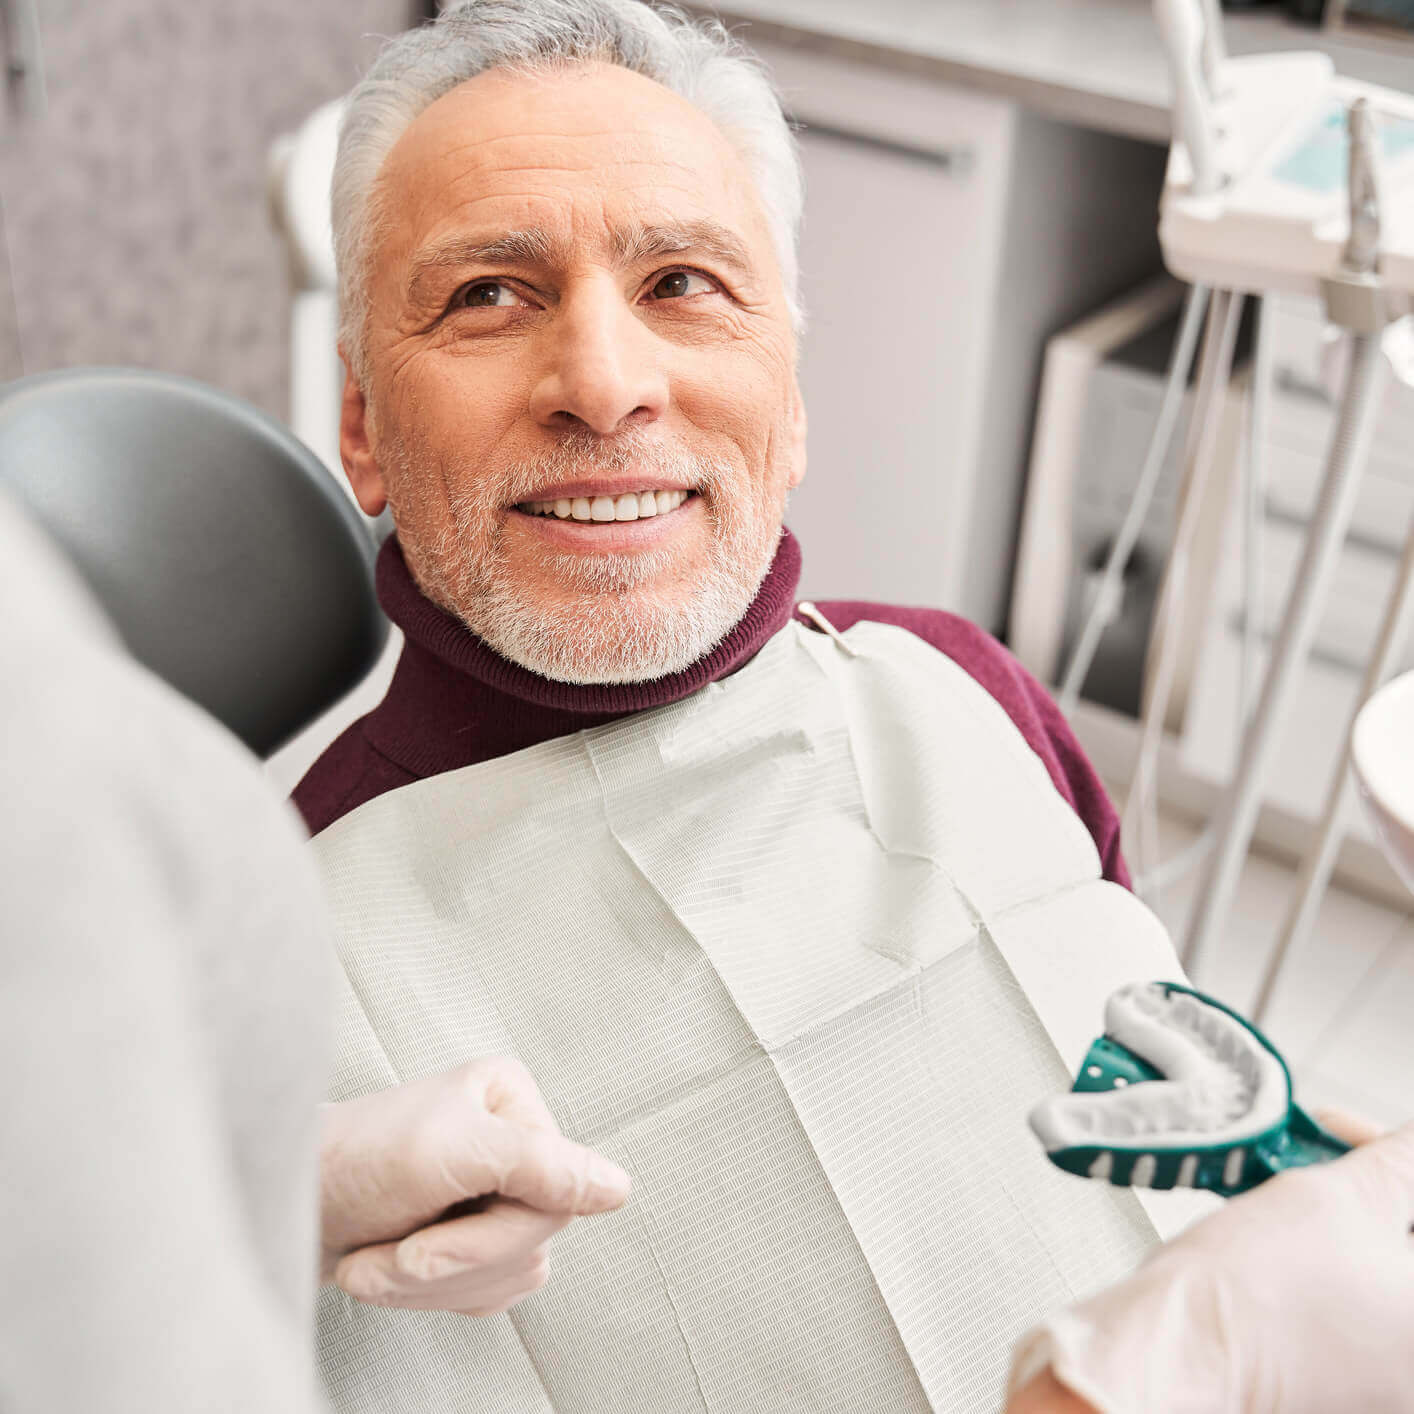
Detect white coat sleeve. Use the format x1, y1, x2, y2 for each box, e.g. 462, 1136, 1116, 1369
0, 495, 332, 1414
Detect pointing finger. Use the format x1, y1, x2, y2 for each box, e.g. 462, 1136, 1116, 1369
483, 1122, 632, 1216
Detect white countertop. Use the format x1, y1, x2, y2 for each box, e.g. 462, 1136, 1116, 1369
685, 0, 1414, 141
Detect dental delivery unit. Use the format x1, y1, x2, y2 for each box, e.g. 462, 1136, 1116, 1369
1030, 982, 1351, 1198
1065, 3, 1414, 1016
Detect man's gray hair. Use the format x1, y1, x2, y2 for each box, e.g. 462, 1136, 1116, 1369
332, 0, 804, 386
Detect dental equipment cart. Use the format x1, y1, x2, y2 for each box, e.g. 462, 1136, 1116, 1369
1088, 0, 1414, 1014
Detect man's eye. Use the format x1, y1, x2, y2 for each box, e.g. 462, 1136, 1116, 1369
646, 270, 716, 301
451, 281, 526, 309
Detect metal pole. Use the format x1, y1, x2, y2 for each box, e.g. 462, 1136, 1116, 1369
1184, 96, 1392, 979
1183, 335, 1388, 976
1252, 504, 1414, 1023
1240, 298, 1272, 724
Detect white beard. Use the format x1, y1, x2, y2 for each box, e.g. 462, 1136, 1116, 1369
385, 428, 785, 685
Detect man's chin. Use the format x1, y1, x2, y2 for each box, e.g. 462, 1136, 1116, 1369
471, 581, 749, 686
405, 506, 783, 685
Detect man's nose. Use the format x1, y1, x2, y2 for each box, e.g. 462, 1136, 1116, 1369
529, 285, 669, 436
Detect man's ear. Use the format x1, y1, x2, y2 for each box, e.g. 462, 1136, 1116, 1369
339, 352, 389, 517
787, 382, 807, 490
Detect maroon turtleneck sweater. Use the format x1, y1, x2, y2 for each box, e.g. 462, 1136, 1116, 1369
293, 529, 1130, 889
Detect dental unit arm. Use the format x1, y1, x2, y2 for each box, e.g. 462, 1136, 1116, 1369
1153, 0, 1414, 312
1029, 981, 1350, 1197
1040, 7, 1411, 1203
1083, 3, 1414, 1001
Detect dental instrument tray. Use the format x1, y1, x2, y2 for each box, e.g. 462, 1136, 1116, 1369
1029, 981, 1350, 1197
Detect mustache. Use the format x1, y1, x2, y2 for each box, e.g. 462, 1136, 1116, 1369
465, 428, 735, 510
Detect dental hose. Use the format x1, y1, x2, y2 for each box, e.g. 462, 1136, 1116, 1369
1133, 294, 1273, 905
1057, 283, 1211, 720
1183, 332, 1389, 976
1120, 288, 1245, 885
1056, 281, 1274, 904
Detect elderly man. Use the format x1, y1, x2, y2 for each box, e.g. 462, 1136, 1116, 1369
7, 476, 1414, 1414
297, 2, 1178, 1409
5, 481, 1413, 1414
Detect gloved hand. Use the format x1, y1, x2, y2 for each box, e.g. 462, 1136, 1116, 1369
319, 1056, 631, 1316
1006, 1119, 1414, 1414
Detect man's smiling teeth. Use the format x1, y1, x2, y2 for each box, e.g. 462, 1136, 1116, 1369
518, 490, 691, 522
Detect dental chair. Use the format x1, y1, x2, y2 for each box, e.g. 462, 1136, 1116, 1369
0, 366, 386, 756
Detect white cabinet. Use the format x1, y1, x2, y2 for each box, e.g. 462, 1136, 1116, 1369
753, 37, 1166, 627
768, 44, 1015, 614
792, 124, 1011, 613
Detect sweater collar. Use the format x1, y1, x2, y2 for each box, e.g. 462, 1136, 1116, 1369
362, 529, 804, 777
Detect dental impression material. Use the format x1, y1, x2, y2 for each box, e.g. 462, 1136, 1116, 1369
1029, 981, 1350, 1196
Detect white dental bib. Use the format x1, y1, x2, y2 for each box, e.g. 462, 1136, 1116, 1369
313, 620, 1188, 1413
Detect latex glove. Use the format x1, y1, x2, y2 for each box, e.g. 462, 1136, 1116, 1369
320, 1056, 630, 1316
1007, 1120, 1414, 1414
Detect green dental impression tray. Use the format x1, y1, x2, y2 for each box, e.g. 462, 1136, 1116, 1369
1030, 981, 1351, 1197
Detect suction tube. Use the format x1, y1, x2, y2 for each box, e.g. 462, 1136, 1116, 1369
1121, 289, 1245, 879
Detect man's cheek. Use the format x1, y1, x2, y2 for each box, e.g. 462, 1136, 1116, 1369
685, 381, 792, 465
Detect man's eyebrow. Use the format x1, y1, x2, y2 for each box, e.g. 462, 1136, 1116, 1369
404, 218, 757, 304
612, 220, 756, 276
405, 228, 563, 301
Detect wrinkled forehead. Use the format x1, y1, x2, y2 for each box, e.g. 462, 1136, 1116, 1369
372, 61, 775, 282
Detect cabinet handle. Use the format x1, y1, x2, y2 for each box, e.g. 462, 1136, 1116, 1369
791, 116, 976, 176
0, 0, 45, 121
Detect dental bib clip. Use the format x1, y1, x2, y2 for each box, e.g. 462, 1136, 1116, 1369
1030, 981, 1350, 1197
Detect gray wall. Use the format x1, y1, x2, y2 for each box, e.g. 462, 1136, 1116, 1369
0, 0, 413, 419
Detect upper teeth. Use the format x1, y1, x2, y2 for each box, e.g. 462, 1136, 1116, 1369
519, 490, 689, 522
